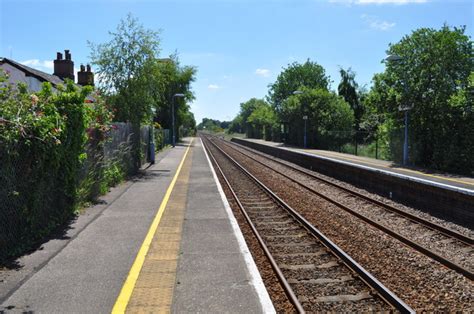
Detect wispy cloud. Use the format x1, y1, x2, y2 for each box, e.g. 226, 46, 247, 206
330, 0, 427, 5
255, 68, 270, 77
208, 84, 220, 90
361, 14, 396, 31
21, 59, 54, 71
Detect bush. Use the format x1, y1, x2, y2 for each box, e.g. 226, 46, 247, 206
0, 70, 114, 261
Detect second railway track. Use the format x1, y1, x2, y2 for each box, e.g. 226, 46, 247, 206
202, 135, 413, 313
209, 135, 474, 280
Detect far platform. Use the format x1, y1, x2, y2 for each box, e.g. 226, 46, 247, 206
236, 138, 474, 194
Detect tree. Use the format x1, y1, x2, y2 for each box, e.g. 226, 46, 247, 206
236, 98, 274, 138
282, 88, 354, 148
89, 14, 161, 171
338, 68, 364, 130
247, 101, 277, 140
149, 55, 196, 135
90, 14, 196, 169
268, 59, 331, 115
368, 25, 473, 173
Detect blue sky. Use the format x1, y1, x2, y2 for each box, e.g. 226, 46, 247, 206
1, 0, 472, 123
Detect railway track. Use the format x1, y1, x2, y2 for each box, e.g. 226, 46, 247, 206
209, 135, 474, 280
202, 135, 413, 313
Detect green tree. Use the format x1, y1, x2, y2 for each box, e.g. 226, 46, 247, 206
338, 68, 363, 130
89, 14, 160, 171
268, 59, 331, 116
247, 101, 277, 140
236, 98, 273, 138
282, 88, 354, 148
369, 25, 473, 172
149, 55, 196, 138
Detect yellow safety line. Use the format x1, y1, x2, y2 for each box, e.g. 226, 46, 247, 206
112, 139, 193, 314
302, 149, 474, 187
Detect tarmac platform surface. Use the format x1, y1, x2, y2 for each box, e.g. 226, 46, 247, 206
239, 138, 474, 193
0, 138, 273, 313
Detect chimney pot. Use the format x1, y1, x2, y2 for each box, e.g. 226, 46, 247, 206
80, 64, 85, 72
86, 64, 91, 72
54, 49, 74, 81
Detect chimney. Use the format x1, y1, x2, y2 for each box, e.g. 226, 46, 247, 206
77, 63, 94, 86
53, 49, 74, 81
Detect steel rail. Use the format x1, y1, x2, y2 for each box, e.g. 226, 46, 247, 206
202, 137, 305, 313
226, 138, 474, 246
211, 136, 474, 280
203, 134, 414, 313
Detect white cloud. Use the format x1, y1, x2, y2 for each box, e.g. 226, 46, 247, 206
255, 68, 270, 77
330, 0, 427, 4
21, 59, 54, 72
361, 14, 396, 31
208, 84, 220, 90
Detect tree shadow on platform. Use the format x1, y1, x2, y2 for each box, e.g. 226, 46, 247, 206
0, 215, 75, 270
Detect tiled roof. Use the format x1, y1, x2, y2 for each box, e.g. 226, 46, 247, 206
0, 57, 64, 86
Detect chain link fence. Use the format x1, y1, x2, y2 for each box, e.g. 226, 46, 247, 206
1, 123, 158, 262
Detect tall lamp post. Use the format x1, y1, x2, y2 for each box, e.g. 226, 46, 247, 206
385, 54, 412, 166
292, 90, 308, 148
171, 93, 185, 147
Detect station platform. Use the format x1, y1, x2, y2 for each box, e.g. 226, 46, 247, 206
239, 138, 474, 193
0, 138, 273, 313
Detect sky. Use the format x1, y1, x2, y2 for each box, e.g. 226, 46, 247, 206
1, 0, 472, 124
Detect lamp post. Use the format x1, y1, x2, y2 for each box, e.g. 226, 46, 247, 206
385, 54, 412, 166
172, 93, 185, 147
292, 90, 307, 148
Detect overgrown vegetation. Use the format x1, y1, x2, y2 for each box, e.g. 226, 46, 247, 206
0, 72, 113, 261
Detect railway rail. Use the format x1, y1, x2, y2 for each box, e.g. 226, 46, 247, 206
201, 135, 413, 313
209, 135, 474, 280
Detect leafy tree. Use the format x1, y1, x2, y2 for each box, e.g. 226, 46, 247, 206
235, 98, 274, 138
338, 68, 364, 130
197, 118, 224, 132
149, 55, 196, 136
282, 88, 354, 148
268, 59, 331, 116
89, 14, 160, 170
90, 14, 196, 168
247, 101, 277, 140
228, 114, 244, 134
367, 25, 473, 173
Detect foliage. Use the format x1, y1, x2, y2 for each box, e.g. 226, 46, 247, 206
282, 88, 354, 148
89, 13, 160, 171
90, 15, 196, 167
268, 59, 331, 115
148, 55, 197, 134
89, 13, 160, 124
197, 118, 229, 133
246, 100, 277, 140
0, 70, 109, 260
338, 68, 364, 130
365, 25, 473, 173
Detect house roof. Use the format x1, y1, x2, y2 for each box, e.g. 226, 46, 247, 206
0, 57, 64, 86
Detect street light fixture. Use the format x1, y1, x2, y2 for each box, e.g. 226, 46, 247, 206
172, 93, 185, 147
293, 90, 308, 148
385, 53, 411, 166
